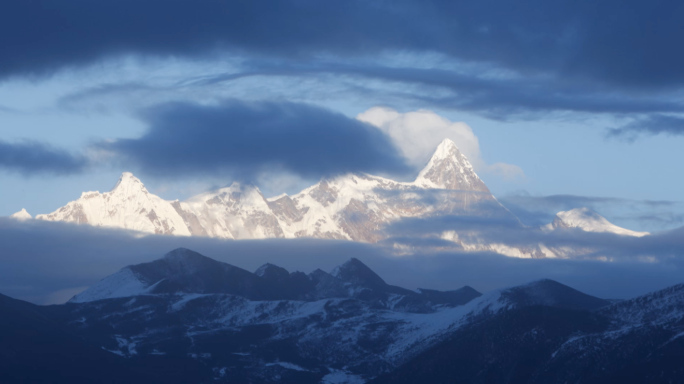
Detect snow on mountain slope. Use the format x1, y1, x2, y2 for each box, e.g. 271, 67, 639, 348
177, 182, 283, 239
69, 267, 150, 303
36, 173, 191, 236
9, 208, 32, 220
62, 248, 611, 381
276, 139, 511, 242
414, 138, 489, 191
33, 139, 516, 247
544, 207, 649, 237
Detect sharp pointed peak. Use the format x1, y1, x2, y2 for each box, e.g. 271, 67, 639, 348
331, 257, 366, 271
428, 137, 472, 163
437, 137, 457, 149
414, 138, 489, 191
111, 172, 147, 193
331, 258, 386, 287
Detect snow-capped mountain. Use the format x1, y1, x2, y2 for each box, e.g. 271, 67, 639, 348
35, 139, 515, 244
36, 172, 191, 236
544, 207, 649, 237
9, 208, 32, 220
26, 139, 651, 260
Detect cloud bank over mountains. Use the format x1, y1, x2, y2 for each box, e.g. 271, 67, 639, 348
98, 100, 411, 180
2, 216, 684, 306
1, 100, 523, 187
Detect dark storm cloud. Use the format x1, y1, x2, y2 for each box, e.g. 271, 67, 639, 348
1, 217, 684, 305
0, 140, 87, 175
3, 0, 684, 137
3, 0, 684, 89
98, 99, 409, 179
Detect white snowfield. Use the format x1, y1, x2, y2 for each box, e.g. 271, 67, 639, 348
69, 267, 152, 304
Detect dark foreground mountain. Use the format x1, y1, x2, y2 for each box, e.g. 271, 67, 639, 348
2, 248, 683, 383
372, 283, 684, 384
0, 293, 160, 383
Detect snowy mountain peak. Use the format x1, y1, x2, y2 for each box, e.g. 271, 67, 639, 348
9, 208, 32, 220
432, 138, 459, 159
111, 172, 148, 195
547, 207, 649, 237
414, 139, 489, 192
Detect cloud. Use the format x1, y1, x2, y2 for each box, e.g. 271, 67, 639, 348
357, 107, 525, 181
4, 0, 684, 139
608, 114, 684, 139
483, 163, 527, 183
1, 217, 684, 305
381, 209, 684, 263
98, 99, 410, 180
2, 0, 684, 90
0, 140, 87, 175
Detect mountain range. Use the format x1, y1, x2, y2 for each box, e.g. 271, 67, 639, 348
10, 139, 648, 258
2, 248, 682, 383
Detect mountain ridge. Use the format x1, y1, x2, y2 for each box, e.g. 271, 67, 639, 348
6, 247, 683, 383
33, 139, 514, 243
15, 138, 650, 259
